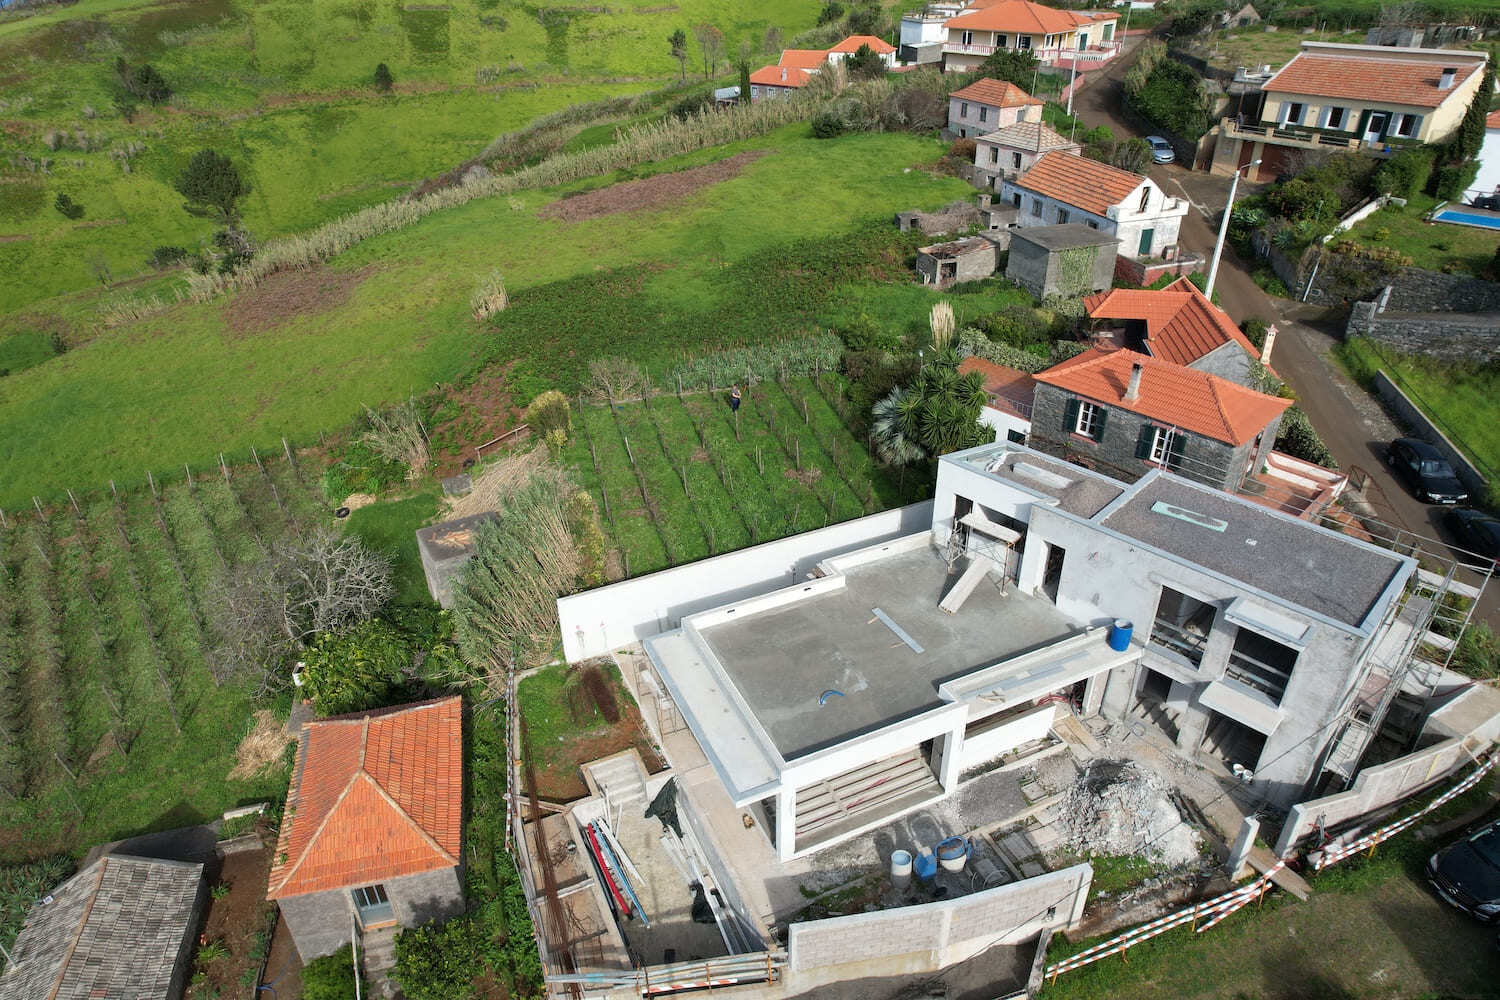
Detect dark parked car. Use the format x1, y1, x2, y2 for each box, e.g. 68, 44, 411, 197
1444, 508, 1500, 563
1429, 818, 1500, 922
1387, 437, 1468, 504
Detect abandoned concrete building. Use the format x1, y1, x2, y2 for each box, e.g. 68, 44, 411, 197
417, 511, 494, 608
915, 233, 1007, 287
1004, 224, 1118, 298
973, 119, 1082, 191
268, 697, 466, 960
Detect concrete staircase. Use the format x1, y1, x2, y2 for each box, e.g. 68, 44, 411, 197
585, 753, 648, 816
360, 925, 401, 999
794, 747, 942, 842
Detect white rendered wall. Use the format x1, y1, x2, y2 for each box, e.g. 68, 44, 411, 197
978, 405, 1031, 445
1469, 128, 1500, 204
558, 502, 935, 661
960, 703, 1057, 769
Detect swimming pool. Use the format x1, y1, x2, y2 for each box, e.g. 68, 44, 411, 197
1432, 208, 1500, 230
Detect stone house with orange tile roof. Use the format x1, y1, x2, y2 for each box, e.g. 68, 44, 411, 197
1082, 277, 1264, 386
1026, 347, 1289, 491
268, 696, 465, 960
1000, 151, 1189, 261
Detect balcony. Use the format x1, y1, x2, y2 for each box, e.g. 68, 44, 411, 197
1220, 117, 1413, 156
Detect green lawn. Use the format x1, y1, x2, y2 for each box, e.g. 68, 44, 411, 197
1339, 194, 1500, 276
1191, 27, 1367, 73
342, 491, 442, 607
1339, 336, 1500, 484
0, 0, 818, 309
0, 128, 979, 508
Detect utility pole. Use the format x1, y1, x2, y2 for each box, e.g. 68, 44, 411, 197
1205, 159, 1261, 300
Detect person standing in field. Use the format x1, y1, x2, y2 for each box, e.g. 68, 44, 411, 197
729, 385, 742, 414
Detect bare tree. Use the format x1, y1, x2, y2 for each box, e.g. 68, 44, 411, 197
694, 24, 725, 79
209, 526, 393, 692
1378, 2, 1422, 26
585, 356, 647, 403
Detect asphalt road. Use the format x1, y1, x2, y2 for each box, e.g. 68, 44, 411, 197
1065, 44, 1500, 629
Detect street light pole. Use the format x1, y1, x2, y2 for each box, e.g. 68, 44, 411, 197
1204, 158, 1260, 300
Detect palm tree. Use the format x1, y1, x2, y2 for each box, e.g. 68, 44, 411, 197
870, 351, 993, 467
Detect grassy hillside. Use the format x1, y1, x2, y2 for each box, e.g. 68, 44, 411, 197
0, 0, 817, 309
0, 127, 976, 508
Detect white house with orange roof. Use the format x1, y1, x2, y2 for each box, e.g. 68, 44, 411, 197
828, 34, 898, 69
940, 0, 1119, 72
947, 77, 1042, 137
1001, 150, 1188, 260
748, 49, 828, 101
1213, 42, 1489, 181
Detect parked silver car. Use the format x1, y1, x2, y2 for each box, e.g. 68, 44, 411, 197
1146, 136, 1174, 164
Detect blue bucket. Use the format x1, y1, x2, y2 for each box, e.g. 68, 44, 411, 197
913, 850, 939, 880
1107, 619, 1133, 651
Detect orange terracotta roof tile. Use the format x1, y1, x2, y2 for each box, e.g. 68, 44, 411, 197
1011, 150, 1145, 217
1265, 51, 1482, 108
1083, 278, 1259, 368
268, 697, 463, 900
947, 0, 1093, 34
831, 34, 896, 54
1487, 108, 1500, 129
750, 64, 813, 87
960, 356, 1037, 415
779, 49, 829, 70
949, 78, 1043, 108
1035, 349, 1290, 445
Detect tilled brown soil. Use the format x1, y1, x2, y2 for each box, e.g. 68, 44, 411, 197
220, 264, 374, 337
538, 149, 770, 223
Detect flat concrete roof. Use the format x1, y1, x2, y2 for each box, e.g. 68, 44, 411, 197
954, 444, 1126, 518
1009, 224, 1120, 251
697, 545, 1076, 759
1101, 476, 1407, 629
415, 512, 494, 562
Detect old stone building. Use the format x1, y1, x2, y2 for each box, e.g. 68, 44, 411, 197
1082, 278, 1264, 386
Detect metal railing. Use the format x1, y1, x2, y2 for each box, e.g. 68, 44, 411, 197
1149, 617, 1209, 667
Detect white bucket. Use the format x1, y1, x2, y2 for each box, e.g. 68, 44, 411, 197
890, 849, 914, 878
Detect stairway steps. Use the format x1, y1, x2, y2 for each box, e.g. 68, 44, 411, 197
794, 755, 928, 815
795, 755, 941, 837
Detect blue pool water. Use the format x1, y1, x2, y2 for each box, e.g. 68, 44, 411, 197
1432, 209, 1500, 230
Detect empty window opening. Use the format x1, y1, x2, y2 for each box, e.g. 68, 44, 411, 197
1226, 628, 1297, 704
1151, 587, 1214, 667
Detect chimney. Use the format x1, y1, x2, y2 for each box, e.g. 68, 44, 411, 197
1125, 362, 1144, 402
1439, 66, 1457, 89
1260, 324, 1278, 367
781, 67, 788, 82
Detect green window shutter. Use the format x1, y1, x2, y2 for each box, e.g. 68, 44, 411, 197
1166, 432, 1186, 470
1063, 397, 1080, 433
1135, 424, 1156, 460
1093, 406, 1109, 441
1355, 109, 1371, 138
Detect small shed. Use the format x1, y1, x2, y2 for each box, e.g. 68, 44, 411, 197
1005, 224, 1118, 299
713, 85, 741, 107
915, 234, 1006, 287
416, 512, 495, 608
0, 855, 206, 1000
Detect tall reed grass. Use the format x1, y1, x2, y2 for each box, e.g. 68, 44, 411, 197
185, 98, 814, 303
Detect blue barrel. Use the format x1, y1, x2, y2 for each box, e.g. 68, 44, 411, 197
913, 850, 939, 880
1107, 619, 1133, 651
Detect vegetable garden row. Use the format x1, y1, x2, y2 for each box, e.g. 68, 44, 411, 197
0, 449, 325, 858
564, 375, 924, 579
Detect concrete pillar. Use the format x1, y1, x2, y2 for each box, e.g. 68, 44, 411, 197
1081, 672, 1107, 717
1017, 541, 1046, 596
936, 727, 966, 791
1099, 662, 1136, 721
1174, 700, 1211, 754
1228, 815, 1260, 880
776, 785, 797, 861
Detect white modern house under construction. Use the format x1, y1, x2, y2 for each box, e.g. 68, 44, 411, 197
559, 443, 1420, 862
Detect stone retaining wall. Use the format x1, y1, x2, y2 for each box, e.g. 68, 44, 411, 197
1371, 371, 1491, 493
1347, 305, 1500, 363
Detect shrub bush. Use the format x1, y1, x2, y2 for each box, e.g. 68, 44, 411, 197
524, 389, 571, 436
374, 62, 394, 93
322, 437, 409, 499
978, 304, 1048, 350
836, 312, 898, 352
299, 615, 457, 715
948, 137, 977, 161
810, 109, 846, 138
667, 335, 843, 391
956, 328, 1050, 373
146, 245, 189, 269
1372, 147, 1435, 199
1275, 406, 1336, 468
53, 192, 83, 219
1431, 158, 1480, 201
1241, 316, 1269, 350
301, 946, 363, 1000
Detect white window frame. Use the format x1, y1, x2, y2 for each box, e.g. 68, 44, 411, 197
962, 29, 974, 45
1075, 401, 1103, 439
979, 105, 988, 122
1326, 106, 1345, 130
1018, 34, 1032, 50
989, 145, 999, 164
960, 101, 969, 118
1397, 113, 1418, 137
1149, 426, 1173, 464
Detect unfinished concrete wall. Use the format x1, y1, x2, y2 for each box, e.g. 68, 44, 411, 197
1274, 736, 1484, 857
278, 866, 464, 960
784, 864, 1091, 987
558, 503, 934, 662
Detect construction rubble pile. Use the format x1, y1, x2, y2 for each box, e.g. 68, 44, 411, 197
1059, 759, 1201, 868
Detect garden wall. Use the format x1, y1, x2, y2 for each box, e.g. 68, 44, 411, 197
557, 502, 935, 661
1347, 305, 1500, 364
784, 864, 1092, 985
1370, 371, 1491, 494
1274, 736, 1480, 857
1296, 252, 1500, 309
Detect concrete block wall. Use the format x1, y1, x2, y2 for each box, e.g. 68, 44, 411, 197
785, 864, 1091, 981
1274, 736, 1475, 856
557, 502, 934, 661
278, 866, 465, 961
